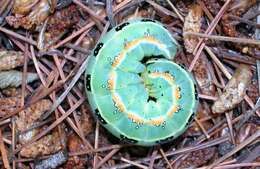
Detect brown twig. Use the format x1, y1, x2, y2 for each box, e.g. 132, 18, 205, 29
208, 131, 260, 169
184, 32, 260, 45
0, 129, 11, 169
95, 148, 120, 169
14, 97, 85, 154
188, 0, 232, 71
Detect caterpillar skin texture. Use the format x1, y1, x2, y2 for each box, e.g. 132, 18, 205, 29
85, 18, 198, 146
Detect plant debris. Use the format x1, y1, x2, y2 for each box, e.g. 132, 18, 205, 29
0, 50, 24, 71
212, 64, 252, 113
183, 4, 203, 53
177, 147, 216, 168
0, 0, 259, 168
35, 150, 68, 169
19, 130, 65, 158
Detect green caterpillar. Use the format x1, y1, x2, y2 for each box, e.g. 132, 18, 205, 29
85, 18, 198, 146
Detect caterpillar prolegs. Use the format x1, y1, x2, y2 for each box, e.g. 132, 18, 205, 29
85, 18, 198, 146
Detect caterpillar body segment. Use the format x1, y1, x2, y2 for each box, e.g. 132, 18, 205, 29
85, 18, 198, 146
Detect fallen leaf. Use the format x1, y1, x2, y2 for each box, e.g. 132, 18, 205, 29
236, 123, 258, 144
212, 64, 252, 113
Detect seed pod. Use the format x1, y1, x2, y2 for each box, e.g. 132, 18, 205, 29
183, 4, 203, 53
0, 50, 24, 71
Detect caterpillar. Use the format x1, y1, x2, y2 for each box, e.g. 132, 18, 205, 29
85, 18, 198, 146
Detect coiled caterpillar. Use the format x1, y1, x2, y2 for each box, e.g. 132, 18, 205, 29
85, 18, 198, 146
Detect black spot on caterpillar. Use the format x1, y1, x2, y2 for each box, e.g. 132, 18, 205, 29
120, 134, 138, 144
141, 55, 164, 65
186, 112, 195, 127
86, 74, 91, 91
163, 25, 168, 30
147, 96, 157, 102
194, 84, 198, 100
95, 109, 107, 124
155, 135, 175, 144
141, 18, 156, 22
94, 43, 104, 56
176, 106, 182, 113
115, 22, 130, 31
179, 63, 186, 70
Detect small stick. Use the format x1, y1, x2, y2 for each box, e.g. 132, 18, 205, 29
214, 163, 260, 169
228, 15, 260, 28
198, 94, 218, 101
21, 43, 29, 107
159, 148, 173, 169
111, 136, 229, 169
0, 119, 10, 126
53, 0, 132, 49
0, 26, 37, 46
188, 0, 232, 71
40, 55, 90, 120
149, 148, 158, 169
119, 157, 149, 169
106, 0, 116, 27
14, 98, 85, 154
65, 43, 90, 54
0, 129, 11, 169
257, 60, 260, 95
225, 112, 235, 144
206, 46, 260, 117
145, 0, 178, 18
30, 44, 47, 86
208, 131, 260, 169
165, 0, 184, 22
0, 0, 11, 14
197, 0, 221, 33
194, 117, 210, 139
184, 32, 260, 45
72, 0, 105, 23
93, 122, 100, 168
69, 144, 130, 156
95, 148, 120, 169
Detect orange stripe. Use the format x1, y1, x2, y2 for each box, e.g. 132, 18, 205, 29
175, 87, 181, 100
127, 112, 145, 124
148, 117, 165, 126
112, 36, 165, 68
150, 72, 175, 84
107, 72, 116, 90
167, 105, 180, 117
112, 94, 126, 112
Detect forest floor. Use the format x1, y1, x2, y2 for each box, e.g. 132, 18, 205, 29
0, 0, 259, 169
